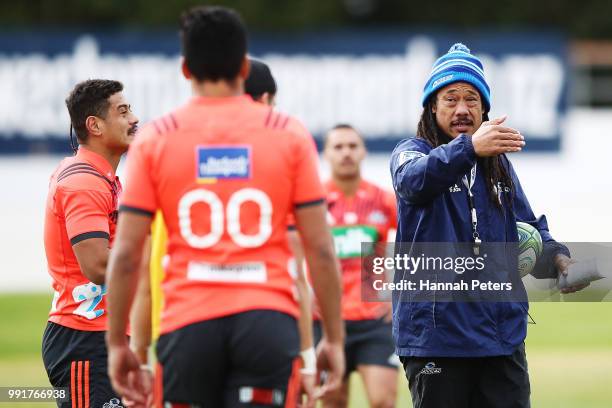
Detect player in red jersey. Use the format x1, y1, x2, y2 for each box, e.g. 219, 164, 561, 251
128, 58, 320, 407
42, 79, 139, 408
317, 124, 399, 408
105, 6, 344, 408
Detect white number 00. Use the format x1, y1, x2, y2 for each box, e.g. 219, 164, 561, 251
178, 188, 273, 248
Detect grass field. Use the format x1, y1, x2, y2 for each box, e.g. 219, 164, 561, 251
1, 293, 611, 407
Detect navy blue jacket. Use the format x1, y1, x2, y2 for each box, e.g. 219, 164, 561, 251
389, 134, 568, 357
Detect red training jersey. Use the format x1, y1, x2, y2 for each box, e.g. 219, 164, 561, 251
325, 179, 397, 320
44, 148, 121, 331
120, 95, 324, 335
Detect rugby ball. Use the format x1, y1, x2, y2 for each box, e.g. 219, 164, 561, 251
517, 222, 543, 277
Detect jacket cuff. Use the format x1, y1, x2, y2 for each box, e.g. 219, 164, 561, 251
547, 241, 571, 259
462, 134, 477, 161
531, 241, 571, 279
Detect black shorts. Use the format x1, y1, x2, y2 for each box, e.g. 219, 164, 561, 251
42, 321, 121, 408
401, 344, 531, 408
156, 310, 300, 407
314, 318, 399, 376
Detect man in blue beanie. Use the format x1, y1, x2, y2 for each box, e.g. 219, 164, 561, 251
389, 43, 587, 408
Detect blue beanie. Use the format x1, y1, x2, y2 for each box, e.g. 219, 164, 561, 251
421, 43, 491, 112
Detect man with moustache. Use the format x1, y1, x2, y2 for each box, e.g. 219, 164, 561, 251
390, 43, 586, 408
42, 79, 138, 408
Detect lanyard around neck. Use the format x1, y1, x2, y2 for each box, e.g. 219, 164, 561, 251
462, 164, 481, 255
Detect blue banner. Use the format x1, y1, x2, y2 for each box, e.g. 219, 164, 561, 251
0, 30, 568, 153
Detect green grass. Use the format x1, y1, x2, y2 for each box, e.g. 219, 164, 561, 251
0, 357, 54, 408
526, 303, 612, 350
0, 293, 51, 360
1, 294, 611, 407
0, 294, 54, 407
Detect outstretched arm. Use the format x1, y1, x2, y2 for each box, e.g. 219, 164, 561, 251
509, 159, 587, 293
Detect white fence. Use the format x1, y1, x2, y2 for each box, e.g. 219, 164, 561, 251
1, 109, 610, 292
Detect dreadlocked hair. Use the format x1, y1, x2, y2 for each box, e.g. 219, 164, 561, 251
416, 98, 515, 209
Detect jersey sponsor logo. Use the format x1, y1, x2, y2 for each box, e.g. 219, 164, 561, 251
397, 150, 425, 167
196, 146, 251, 183
187, 261, 267, 283
420, 361, 442, 375
331, 225, 378, 259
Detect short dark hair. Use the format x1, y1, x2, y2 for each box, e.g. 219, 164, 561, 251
180, 6, 247, 82
65, 79, 123, 142
324, 123, 364, 147
245, 59, 277, 100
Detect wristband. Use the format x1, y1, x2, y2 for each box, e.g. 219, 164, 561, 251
300, 347, 316, 375
139, 364, 153, 373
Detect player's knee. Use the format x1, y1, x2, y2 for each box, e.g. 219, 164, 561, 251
368, 388, 397, 408
370, 398, 396, 408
